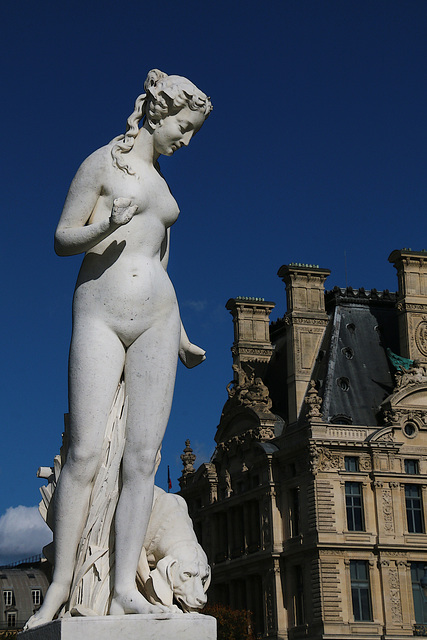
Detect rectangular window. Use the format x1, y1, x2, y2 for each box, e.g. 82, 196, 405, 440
32, 589, 41, 606
345, 456, 359, 472
7, 612, 16, 628
3, 590, 13, 606
405, 459, 419, 475
345, 482, 364, 531
411, 562, 427, 624
350, 560, 372, 621
405, 484, 424, 533
293, 566, 305, 626
289, 487, 300, 537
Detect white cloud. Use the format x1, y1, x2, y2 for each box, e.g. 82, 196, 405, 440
0, 505, 52, 566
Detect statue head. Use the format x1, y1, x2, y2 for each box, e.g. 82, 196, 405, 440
112, 69, 212, 174
143, 69, 212, 127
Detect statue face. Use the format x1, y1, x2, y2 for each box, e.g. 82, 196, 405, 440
153, 107, 205, 156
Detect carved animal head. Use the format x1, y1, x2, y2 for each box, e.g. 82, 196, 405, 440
148, 549, 211, 612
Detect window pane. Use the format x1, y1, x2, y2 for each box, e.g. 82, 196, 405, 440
294, 566, 304, 626
411, 562, 427, 624
405, 459, 419, 475
350, 561, 372, 622
7, 613, 16, 628
345, 482, 364, 531
405, 484, 424, 533
345, 456, 359, 472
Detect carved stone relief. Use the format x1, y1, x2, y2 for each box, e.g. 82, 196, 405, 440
317, 447, 343, 471
382, 489, 394, 533
358, 456, 372, 471
415, 321, 427, 357
226, 363, 273, 412
388, 565, 403, 623
395, 360, 427, 389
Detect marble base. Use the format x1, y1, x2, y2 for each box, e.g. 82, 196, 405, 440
18, 613, 217, 640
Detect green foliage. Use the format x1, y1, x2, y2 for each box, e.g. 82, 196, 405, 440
203, 604, 255, 640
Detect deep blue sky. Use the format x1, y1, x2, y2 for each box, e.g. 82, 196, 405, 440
1, 0, 426, 562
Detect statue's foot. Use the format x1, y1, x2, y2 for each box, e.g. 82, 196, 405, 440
24, 583, 69, 629
110, 589, 168, 615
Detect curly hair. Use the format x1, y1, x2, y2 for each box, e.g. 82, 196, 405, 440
111, 69, 212, 175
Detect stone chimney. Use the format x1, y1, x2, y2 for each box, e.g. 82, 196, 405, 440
277, 263, 330, 424
225, 297, 275, 378
388, 249, 427, 362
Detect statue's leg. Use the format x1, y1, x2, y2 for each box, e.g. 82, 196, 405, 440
110, 315, 180, 615
25, 319, 126, 629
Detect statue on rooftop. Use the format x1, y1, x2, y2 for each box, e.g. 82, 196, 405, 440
25, 69, 212, 629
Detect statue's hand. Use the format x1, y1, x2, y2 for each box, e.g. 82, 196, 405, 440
179, 340, 206, 369
110, 197, 138, 227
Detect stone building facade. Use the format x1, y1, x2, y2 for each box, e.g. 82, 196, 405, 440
0, 560, 49, 632
179, 249, 427, 640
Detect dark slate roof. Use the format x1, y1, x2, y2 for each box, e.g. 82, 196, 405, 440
313, 288, 399, 426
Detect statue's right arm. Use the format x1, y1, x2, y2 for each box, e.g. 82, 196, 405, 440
54, 150, 136, 256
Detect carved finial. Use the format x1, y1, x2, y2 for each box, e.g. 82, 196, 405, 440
305, 380, 323, 420
181, 439, 196, 477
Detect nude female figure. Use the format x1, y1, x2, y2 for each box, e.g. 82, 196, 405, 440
26, 69, 212, 628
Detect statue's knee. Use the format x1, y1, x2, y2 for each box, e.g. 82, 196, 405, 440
125, 447, 157, 478
67, 447, 99, 481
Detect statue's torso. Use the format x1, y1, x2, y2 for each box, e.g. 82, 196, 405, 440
73, 148, 181, 342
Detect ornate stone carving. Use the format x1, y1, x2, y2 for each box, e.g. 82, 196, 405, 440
358, 456, 372, 471
388, 565, 403, 623
309, 444, 320, 474
317, 447, 343, 471
376, 430, 395, 441
394, 359, 427, 389
382, 488, 394, 533
305, 380, 323, 420
181, 440, 197, 477
291, 317, 329, 326
226, 364, 273, 412
217, 425, 276, 459
224, 470, 233, 499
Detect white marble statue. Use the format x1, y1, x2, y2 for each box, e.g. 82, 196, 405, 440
25, 69, 212, 629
